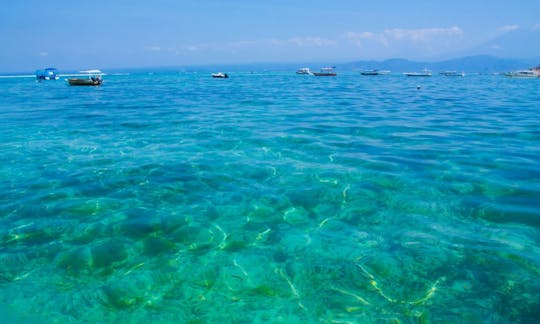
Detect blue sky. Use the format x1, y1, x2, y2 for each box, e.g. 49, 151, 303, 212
1, 0, 539, 72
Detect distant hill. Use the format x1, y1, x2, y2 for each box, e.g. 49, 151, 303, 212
339, 55, 538, 73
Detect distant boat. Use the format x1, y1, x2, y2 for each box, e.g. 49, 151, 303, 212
296, 67, 312, 75
503, 70, 539, 78
360, 69, 390, 76
36, 68, 59, 81
404, 69, 432, 77
440, 71, 465, 77
67, 70, 103, 86
212, 72, 228, 78
313, 67, 337, 76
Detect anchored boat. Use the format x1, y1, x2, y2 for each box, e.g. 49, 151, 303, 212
503, 70, 539, 78
404, 69, 432, 77
36, 68, 59, 81
313, 67, 337, 76
360, 69, 391, 76
212, 72, 229, 78
66, 70, 104, 86
296, 67, 312, 75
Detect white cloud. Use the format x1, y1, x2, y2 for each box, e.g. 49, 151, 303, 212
180, 36, 335, 53
287, 37, 336, 47
345, 26, 463, 47
145, 46, 162, 51
345, 31, 389, 47
384, 26, 463, 41
532, 24, 540, 31
39, 52, 48, 57
498, 24, 519, 32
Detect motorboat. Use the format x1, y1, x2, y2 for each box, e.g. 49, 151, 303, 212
36, 68, 59, 81
440, 71, 465, 77
212, 72, 229, 78
296, 67, 312, 75
67, 70, 104, 86
504, 70, 539, 78
360, 69, 390, 76
313, 67, 337, 76
404, 69, 432, 77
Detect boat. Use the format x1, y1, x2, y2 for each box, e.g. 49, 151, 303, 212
313, 67, 337, 76
67, 70, 104, 86
440, 71, 465, 77
503, 70, 539, 78
296, 67, 312, 75
360, 69, 390, 76
212, 72, 228, 78
36, 68, 59, 81
404, 69, 432, 77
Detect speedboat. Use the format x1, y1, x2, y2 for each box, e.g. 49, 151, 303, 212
67, 70, 104, 86
212, 72, 229, 78
404, 69, 432, 77
504, 70, 539, 78
36, 68, 59, 81
360, 69, 390, 76
440, 71, 465, 77
313, 67, 337, 76
296, 67, 312, 75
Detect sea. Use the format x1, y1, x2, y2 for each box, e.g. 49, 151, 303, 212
0, 71, 539, 323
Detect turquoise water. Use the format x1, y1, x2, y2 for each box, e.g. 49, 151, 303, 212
0, 72, 539, 323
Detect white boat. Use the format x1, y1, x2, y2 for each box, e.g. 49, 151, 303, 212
440, 71, 465, 77
212, 72, 228, 78
66, 70, 104, 86
313, 67, 337, 76
296, 67, 312, 75
404, 69, 432, 77
504, 70, 539, 78
360, 69, 391, 76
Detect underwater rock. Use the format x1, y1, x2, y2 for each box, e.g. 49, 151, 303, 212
142, 236, 175, 256
91, 240, 128, 269
57, 246, 93, 273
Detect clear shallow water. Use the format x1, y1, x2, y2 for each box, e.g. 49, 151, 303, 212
0, 72, 539, 323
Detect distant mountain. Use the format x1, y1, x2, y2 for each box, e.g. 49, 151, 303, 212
339, 55, 538, 73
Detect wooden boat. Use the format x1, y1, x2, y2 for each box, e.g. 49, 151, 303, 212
313, 67, 337, 76
67, 70, 104, 86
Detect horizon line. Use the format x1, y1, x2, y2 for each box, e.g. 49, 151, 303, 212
1, 54, 538, 75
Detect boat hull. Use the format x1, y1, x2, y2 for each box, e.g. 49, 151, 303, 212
404, 73, 432, 77
313, 73, 337, 76
67, 78, 103, 86
360, 70, 389, 76
504, 72, 539, 78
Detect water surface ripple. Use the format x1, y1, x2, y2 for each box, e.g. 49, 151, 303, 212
0, 73, 539, 322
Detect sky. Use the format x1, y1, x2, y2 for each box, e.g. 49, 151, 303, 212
1, 0, 539, 72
